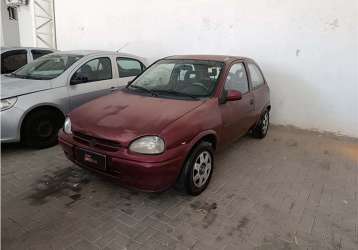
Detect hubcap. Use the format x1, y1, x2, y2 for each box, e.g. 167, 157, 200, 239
193, 151, 212, 188
261, 112, 269, 133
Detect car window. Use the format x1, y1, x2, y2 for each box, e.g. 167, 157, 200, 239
128, 59, 224, 99
31, 50, 54, 60
1, 50, 27, 74
116, 58, 143, 78
12, 54, 83, 80
248, 63, 264, 89
224, 63, 249, 94
73, 57, 112, 83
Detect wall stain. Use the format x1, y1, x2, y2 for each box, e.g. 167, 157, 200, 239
328, 18, 339, 30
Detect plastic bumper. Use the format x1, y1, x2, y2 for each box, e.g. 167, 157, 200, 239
0, 106, 23, 143
58, 130, 188, 192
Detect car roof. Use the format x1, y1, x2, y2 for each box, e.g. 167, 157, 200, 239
1, 47, 56, 52
51, 50, 136, 57
49, 50, 148, 65
164, 55, 253, 63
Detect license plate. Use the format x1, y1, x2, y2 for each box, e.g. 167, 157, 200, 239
75, 148, 106, 170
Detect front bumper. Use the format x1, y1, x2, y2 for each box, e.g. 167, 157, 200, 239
0, 106, 23, 143
58, 130, 189, 192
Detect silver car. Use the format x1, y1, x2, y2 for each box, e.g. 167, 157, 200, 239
1, 50, 148, 148
1, 47, 56, 74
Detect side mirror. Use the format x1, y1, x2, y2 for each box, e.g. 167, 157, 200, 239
226, 90, 242, 101
70, 73, 88, 85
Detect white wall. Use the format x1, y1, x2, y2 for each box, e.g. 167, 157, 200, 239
17, 2, 36, 47
1, 0, 20, 47
55, 0, 358, 137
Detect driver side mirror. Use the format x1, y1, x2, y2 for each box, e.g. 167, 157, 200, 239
226, 89, 242, 102
70, 72, 88, 85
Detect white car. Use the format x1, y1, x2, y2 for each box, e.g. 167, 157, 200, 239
1, 47, 56, 74
1, 50, 148, 148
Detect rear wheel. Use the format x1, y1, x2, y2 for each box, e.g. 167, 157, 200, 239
252, 109, 269, 139
175, 141, 214, 196
22, 109, 64, 149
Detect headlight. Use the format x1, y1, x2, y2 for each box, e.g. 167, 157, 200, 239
1, 97, 17, 111
64, 117, 72, 134
129, 136, 165, 154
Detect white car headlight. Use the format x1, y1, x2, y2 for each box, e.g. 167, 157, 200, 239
64, 117, 72, 134
129, 136, 165, 154
1, 97, 17, 111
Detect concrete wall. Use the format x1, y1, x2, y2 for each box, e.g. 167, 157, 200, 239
55, 0, 358, 137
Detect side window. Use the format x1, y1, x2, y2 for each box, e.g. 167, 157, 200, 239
248, 63, 264, 89
31, 50, 54, 60
71, 57, 112, 84
224, 63, 249, 94
1, 50, 27, 74
116, 58, 143, 78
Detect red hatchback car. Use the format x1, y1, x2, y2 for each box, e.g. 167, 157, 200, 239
59, 55, 270, 195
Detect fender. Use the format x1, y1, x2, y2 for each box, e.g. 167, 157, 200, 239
185, 129, 218, 155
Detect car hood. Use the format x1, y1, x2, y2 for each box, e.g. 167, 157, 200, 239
1, 75, 52, 99
70, 90, 205, 146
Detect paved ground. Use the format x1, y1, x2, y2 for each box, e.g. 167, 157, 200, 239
1, 126, 358, 250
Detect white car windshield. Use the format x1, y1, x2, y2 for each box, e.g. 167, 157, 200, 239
10, 54, 83, 80
127, 59, 224, 99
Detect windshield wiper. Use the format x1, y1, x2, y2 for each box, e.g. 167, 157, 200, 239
7, 73, 28, 79
128, 85, 158, 97
151, 89, 198, 100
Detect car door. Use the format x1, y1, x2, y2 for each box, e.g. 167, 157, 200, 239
220, 62, 255, 144
68, 56, 118, 110
247, 62, 269, 120
1, 49, 28, 74
116, 57, 145, 87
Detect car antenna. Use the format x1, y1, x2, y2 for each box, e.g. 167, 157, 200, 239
116, 42, 129, 52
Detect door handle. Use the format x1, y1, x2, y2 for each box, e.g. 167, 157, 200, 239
249, 99, 254, 105
110, 86, 118, 92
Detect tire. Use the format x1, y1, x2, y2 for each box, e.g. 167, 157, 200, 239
175, 141, 214, 196
252, 109, 269, 139
22, 109, 64, 149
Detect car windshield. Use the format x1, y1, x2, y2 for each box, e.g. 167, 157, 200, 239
10, 54, 83, 80
127, 59, 224, 99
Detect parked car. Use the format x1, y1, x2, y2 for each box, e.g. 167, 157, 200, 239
1, 50, 147, 148
1, 47, 56, 74
59, 55, 270, 195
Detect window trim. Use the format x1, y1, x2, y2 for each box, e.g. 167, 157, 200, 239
224, 61, 250, 95
116, 57, 145, 78
70, 56, 113, 85
247, 62, 265, 90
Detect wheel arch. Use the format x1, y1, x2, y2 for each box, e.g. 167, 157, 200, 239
19, 104, 66, 141
174, 130, 218, 192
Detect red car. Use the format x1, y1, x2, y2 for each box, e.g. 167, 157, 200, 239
59, 55, 270, 195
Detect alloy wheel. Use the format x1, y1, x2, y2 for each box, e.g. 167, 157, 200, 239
192, 150, 212, 188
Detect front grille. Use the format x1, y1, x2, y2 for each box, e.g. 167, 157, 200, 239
73, 131, 121, 151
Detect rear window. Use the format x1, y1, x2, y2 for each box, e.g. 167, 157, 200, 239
31, 49, 54, 60
1, 50, 27, 74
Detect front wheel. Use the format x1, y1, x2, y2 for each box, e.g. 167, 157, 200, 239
175, 141, 214, 196
22, 110, 63, 149
252, 109, 270, 139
